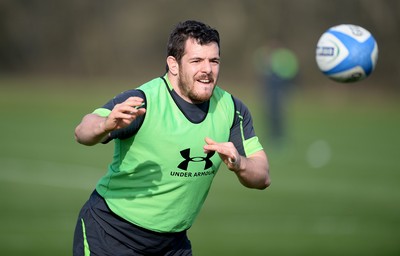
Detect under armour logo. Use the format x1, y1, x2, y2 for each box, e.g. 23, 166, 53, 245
178, 148, 215, 171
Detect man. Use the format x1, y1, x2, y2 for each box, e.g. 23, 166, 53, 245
73, 20, 271, 256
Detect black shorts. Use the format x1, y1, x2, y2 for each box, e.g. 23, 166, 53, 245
73, 190, 192, 256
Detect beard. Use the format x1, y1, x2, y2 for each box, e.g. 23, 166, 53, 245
178, 71, 216, 104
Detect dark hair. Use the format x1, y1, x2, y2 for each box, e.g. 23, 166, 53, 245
166, 20, 220, 72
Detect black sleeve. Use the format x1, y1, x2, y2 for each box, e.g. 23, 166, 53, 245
102, 89, 145, 110
102, 89, 146, 142
229, 96, 257, 156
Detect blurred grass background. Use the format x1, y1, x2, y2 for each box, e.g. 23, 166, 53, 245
1, 0, 400, 255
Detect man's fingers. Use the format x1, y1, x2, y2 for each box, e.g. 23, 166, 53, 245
204, 137, 215, 145
204, 137, 239, 167
125, 97, 145, 108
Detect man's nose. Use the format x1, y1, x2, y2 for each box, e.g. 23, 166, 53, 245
201, 60, 212, 73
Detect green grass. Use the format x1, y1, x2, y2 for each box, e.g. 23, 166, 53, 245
1, 77, 399, 255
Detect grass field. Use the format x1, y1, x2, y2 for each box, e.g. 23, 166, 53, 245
1, 77, 399, 255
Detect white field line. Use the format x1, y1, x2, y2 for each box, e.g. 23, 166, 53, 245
0, 157, 103, 190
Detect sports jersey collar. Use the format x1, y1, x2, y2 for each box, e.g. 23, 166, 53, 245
162, 73, 174, 91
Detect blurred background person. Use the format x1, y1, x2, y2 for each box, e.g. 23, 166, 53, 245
254, 42, 299, 148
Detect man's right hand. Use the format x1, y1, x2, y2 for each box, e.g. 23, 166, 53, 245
74, 97, 146, 146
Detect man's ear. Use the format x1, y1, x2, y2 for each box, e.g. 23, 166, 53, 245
167, 56, 179, 75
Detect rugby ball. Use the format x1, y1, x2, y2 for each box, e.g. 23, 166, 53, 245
316, 24, 378, 83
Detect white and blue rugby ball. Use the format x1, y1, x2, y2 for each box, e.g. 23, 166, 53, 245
316, 24, 378, 83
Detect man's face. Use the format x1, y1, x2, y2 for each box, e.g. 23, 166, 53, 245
177, 38, 220, 104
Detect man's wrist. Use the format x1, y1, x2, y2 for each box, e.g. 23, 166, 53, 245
98, 118, 111, 134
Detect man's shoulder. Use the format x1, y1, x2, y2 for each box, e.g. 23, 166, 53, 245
138, 76, 165, 91
111, 89, 145, 104
117, 76, 164, 99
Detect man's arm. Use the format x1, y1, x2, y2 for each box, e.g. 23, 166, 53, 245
203, 137, 271, 190
232, 150, 270, 189
74, 114, 108, 146
75, 97, 146, 146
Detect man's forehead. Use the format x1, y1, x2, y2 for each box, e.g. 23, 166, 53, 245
183, 39, 220, 57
